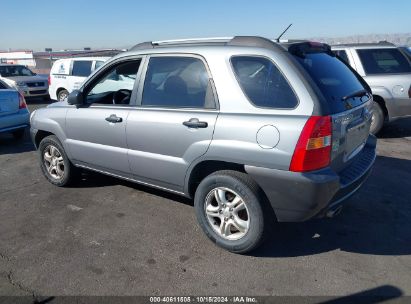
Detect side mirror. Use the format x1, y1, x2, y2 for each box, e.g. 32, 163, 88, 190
67, 90, 84, 106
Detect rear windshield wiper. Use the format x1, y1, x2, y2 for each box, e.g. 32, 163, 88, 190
342, 89, 368, 101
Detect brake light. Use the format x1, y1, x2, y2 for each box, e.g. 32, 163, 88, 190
290, 116, 332, 172
48, 75, 51, 86
18, 92, 27, 109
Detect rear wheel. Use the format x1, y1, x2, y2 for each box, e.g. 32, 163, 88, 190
39, 135, 78, 186
194, 170, 266, 254
12, 129, 25, 140
57, 89, 69, 102
370, 102, 384, 135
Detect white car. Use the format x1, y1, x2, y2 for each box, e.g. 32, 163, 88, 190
49, 57, 109, 101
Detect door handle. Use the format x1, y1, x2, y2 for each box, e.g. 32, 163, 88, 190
183, 118, 208, 129
105, 114, 123, 123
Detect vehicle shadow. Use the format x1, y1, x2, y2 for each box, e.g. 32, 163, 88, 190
0, 131, 35, 155
253, 155, 411, 257
317, 285, 403, 304
73, 155, 411, 257
75, 170, 193, 207
378, 117, 411, 139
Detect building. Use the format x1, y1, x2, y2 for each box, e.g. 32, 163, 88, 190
0, 48, 123, 74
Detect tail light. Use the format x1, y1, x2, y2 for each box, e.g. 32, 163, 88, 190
48, 75, 51, 86
408, 85, 411, 98
290, 116, 332, 172
18, 92, 27, 109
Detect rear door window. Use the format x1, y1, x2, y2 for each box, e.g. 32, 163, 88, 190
357, 48, 411, 74
293, 52, 369, 113
71, 60, 93, 77
231, 56, 298, 109
141, 56, 215, 109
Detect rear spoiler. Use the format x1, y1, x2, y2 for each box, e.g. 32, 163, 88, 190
288, 41, 332, 57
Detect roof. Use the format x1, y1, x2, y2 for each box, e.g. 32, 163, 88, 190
129, 36, 290, 53
52, 56, 110, 62
0, 63, 27, 66
331, 41, 396, 49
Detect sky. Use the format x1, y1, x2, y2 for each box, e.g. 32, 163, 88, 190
1, 0, 410, 51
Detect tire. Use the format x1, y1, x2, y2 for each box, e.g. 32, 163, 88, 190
194, 170, 267, 254
370, 101, 384, 135
12, 129, 25, 140
38, 135, 78, 186
57, 89, 69, 102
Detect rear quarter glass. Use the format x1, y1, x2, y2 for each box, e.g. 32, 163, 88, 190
230, 56, 299, 109
293, 52, 369, 114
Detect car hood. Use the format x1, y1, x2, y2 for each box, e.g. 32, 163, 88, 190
5, 75, 48, 82
47, 100, 69, 108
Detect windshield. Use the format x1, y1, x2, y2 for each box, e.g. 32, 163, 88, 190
293, 52, 369, 113
0, 65, 35, 77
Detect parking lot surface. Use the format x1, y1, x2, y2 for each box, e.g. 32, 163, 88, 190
1, 100, 411, 297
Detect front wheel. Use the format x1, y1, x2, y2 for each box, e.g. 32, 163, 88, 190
194, 170, 266, 254
38, 135, 78, 186
57, 89, 69, 102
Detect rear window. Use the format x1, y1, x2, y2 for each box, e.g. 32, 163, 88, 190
357, 48, 411, 74
71, 60, 92, 77
231, 56, 298, 109
293, 52, 369, 113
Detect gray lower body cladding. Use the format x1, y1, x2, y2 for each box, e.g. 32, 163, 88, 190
245, 135, 377, 222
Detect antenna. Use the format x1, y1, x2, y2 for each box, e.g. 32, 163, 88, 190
276, 23, 293, 42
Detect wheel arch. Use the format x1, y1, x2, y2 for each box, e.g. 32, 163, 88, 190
372, 95, 388, 121
34, 130, 55, 149
185, 160, 246, 198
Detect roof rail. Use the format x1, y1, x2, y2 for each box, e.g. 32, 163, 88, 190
153, 37, 232, 45
331, 41, 396, 47
130, 41, 154, 50
130, 36, 286, 52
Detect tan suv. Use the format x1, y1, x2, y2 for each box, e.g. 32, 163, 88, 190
0, 64, 49, 100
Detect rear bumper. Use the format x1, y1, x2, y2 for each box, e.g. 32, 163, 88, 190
245, 135, 377, 222
0, 111, 30, 134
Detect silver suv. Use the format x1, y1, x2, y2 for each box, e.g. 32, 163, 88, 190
332, 42, 411, 134
30, 37, 376, 253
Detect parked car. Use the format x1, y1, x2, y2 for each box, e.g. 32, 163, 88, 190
30, 37, 376, 253
49, 57, 109, 102
0, 78, 29, 139
332, 42, 411, 134
0, 64, 49, 100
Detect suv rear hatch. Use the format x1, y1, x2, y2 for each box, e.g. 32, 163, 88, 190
289, 42, 373, 172
0, 90, 20, 117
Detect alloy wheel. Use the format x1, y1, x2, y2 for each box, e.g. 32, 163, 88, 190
204, 187, 250, 240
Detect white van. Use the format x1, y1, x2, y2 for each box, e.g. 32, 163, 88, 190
49, 57, 109, 101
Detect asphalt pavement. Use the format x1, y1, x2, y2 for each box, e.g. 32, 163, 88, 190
0, 100, 410, 299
